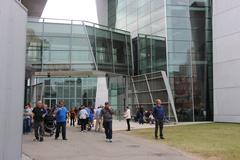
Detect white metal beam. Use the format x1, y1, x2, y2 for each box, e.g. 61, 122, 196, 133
161, 71, 178, 123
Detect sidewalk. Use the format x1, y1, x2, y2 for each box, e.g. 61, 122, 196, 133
22, 122, 199, 160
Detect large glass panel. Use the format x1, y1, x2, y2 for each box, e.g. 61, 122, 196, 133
138, 3, 150, 18
152, 38, 167, 72
50, 85, 57, 98
190, 0, 209, 6
112, 33, 127, 64
64, 86, 70, 98
167, 0, 189, 6
70, 86, 75, 98
43, 23, 71, 36
134, 81, 148, 92
167, 5, 190, 17
168, 53, 190, 65
117, 8, 126, 21
151, 8, 165, 22
126, 1, 137, 15
167, 29, 191, 41
96, 28, 113, 72
43, 37, 70, 50
151, 19, 165, 33
43, 50, 70, 64
136, 93, 152, 104
56, 86, 64, 98
126, 37, 133, 75
72, 24, 85, 36
117, 0, 126, 10
27, 22, 43, 36
170, 77, 194, 121
148, 79, 165, 90
138, 25, 151, 35
138, 15, 151, 29
167, 17, 191, 29
151, 91, 168, 103
139, 36, 151, 73
44, 86, 50, 98
168, 65, 192, 77
71, 37, 90, 50
151, 0, 164, 10
71, 51, 94, 63
168, 41, 191, 53
127, 11, 137, 25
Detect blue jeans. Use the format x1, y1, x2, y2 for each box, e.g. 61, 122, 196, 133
23, 118, 31, 133
103, 121, 112, 139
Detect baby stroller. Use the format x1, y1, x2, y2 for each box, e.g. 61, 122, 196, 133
44, 114, 56, 136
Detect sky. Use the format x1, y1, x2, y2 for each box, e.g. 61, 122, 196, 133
41, 0, 98, 23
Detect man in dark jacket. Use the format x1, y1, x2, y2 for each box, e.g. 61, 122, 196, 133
153, 99, 165, 139
101, 102, 114, 142
32, 101, 46, 142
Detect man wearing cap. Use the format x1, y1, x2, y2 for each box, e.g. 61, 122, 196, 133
100, 102, 114, 142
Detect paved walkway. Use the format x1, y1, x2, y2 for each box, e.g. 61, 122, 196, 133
22, 121, 199, 160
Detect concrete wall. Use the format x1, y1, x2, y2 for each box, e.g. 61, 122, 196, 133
0, 0, 27, 159
213, 0, 240, 122
96, 0, 108, 25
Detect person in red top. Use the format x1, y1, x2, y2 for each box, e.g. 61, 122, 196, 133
70, 107, 76, 127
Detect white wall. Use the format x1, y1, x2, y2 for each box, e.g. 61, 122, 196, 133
213, 0, 240, 122
0, 0, 27, 159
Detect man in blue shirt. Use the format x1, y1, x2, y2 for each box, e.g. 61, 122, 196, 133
153, 99, 165, 139
55, 100, 68, 140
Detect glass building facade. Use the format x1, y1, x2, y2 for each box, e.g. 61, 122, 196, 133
132, 34, 166, 74
108, 0, 166, 38
26, 18, 133, 75
108, 0, 213, 121
26, 18, 133, 112
32, 77, 97, 110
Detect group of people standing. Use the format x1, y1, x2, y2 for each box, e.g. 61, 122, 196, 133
30, 100, 68, 142
69, 102, 115, 142
23, 98, 166, 142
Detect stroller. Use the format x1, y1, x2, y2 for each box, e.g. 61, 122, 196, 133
44, 111, 56, 136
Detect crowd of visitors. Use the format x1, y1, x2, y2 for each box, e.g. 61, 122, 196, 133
23, 98, 166, 142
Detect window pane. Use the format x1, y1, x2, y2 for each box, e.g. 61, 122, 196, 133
44, 23, 71, 36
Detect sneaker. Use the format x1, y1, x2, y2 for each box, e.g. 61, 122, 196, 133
63, 138, 68, 140
39, 137, 44, 142
160, 137, 165, 139
109, 139, 112, 143
105, 139, 109, 142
